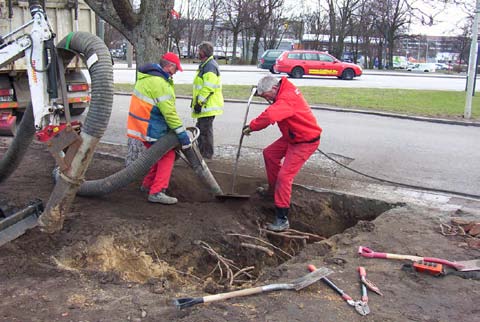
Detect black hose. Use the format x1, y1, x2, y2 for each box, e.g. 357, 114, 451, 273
77, 133, 178, 196
57, 31, 113, 138
0, 104, 35, 183
317, 148, 480, 200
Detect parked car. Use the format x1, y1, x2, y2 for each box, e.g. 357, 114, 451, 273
435, 63, 453, 71
407, 63, 436, 72
258, 49, 285, 73
274, 50, 362, 79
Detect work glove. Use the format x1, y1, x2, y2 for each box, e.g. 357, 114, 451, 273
176, 130, 192, 150
194, 102, 202, 114
242, 125, 252, 136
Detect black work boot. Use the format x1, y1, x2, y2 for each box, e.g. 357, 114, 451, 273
267, 207, 290, 232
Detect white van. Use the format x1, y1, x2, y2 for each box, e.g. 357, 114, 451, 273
407, 63, 436, 72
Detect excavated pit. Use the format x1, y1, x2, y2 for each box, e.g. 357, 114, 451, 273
0, 144, 399, 293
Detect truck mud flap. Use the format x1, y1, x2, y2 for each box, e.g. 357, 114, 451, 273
0, 199, 43, 247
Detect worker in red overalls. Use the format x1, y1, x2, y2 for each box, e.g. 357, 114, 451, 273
243, 76, 322, 231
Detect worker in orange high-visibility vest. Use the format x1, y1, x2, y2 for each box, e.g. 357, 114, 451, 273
127, 52, 191, 205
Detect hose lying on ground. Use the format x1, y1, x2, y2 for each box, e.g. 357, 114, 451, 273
76, 133, 223, 197
0, 104, 35, 183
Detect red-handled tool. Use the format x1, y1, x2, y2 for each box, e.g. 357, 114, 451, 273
357, 246, 477, 271
358, 266, 383, 296
308, 264, 369, 316
357, 267, 370, 315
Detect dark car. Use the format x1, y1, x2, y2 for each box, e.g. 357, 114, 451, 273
274, 50, 363, 80
257, 49, 285, 73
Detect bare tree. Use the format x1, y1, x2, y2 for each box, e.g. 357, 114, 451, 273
84, 0, 173, 65
183, 0, 209, 58
262, 5, 287, 50
245, 0, 284, 65
221, 0, 248, 63
325, 0, 361, 59
207, 0, 223, 41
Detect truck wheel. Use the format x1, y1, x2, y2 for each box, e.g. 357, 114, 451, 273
291, 67, 304, 78
69, 106, 86, 116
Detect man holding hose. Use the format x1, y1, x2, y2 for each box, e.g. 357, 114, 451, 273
127, 52, 191, 205
243, 76, 322, 231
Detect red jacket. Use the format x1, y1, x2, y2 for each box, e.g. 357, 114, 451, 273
249, 77, 322, 144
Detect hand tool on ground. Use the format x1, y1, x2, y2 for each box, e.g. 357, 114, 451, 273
401, 262, 480, 280
308, 264, 368, 316
358, 266, 383, 296
357, 267, 370, 315
358, 246, 480, 272
0, 199, 44, 247
216, 86, 257, 200
173, 266, 332, 309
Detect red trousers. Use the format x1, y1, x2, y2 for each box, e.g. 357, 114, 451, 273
142, 142, 176, 194
263, 137, 319, 208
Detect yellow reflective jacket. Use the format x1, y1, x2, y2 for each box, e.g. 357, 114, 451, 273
191, 56, 224, 118
127, 64, 185, 142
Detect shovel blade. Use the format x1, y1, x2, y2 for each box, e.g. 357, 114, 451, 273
292, 266, 333, 290
456, 259, 480, 272
215, 193, 250, 200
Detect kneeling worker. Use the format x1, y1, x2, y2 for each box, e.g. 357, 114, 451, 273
243, 76, 322, 231
127, 52, 191, 204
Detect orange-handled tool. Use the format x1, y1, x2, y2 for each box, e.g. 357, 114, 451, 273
358, 266, 382, 296
308, 264, 369, 316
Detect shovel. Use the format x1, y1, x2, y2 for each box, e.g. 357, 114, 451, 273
216, 87, 257, 200
173, 266, 332, 309
358, 246, 480, 272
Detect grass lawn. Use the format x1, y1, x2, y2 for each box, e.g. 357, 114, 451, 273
114, 84, 480, 120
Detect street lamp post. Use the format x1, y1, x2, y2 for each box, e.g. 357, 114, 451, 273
465, 0, 480, 119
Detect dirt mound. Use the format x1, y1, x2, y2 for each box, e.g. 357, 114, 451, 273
0, 140, 479, 321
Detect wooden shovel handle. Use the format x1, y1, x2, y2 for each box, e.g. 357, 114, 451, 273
203, 286, 265, 303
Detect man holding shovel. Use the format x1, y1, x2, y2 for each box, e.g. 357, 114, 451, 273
243, 76, 322, 231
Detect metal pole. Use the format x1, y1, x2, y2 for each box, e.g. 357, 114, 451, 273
474, 42, 480, 96
97, 19, 105, 41
464, 0, 480, 119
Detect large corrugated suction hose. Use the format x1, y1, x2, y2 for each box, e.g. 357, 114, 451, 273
56, 32, 113, 139
0, 104, 35, 183
77, 133, 178, 196
76, 133, 223, 197
38, 31, 113, 233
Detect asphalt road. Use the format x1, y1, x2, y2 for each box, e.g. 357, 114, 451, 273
101, 95, 480, 198
100, 63, 477, 91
